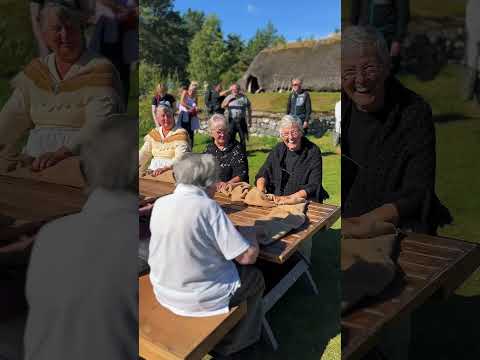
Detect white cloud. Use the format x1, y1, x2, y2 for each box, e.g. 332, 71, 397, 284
247, 4, 258, 14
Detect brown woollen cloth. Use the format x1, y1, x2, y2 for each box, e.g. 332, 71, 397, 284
255, 137, 329, 202
341, 77, 452, 233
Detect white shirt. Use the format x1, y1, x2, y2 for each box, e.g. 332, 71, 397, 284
24, 188, 138, 360
148, 184, 250, 317
335, 100, 342, 134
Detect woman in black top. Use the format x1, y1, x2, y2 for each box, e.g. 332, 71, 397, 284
204, 114, 249, 190
255, 115, 328, 202
151, 83, 176, 126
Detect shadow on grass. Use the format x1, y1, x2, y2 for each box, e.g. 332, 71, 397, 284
432, 113, 476, 123
248, 228, 341, 360
410, 293, 480, 359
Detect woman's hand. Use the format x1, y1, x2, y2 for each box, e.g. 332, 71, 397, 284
342, 216, 396, 239
256, 177, 267, 193
215, 181, 228, 191
152, 167, 167, 177
31, 146, 72, 172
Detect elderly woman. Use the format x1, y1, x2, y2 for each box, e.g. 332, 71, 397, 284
24, 114, 138, 360
148, 153, 264, 357
204, 114, 249, 190
139, 105, 190, 176
0, 2, 123, 173
255, 115, 328, 203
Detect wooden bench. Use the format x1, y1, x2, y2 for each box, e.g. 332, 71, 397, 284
139, 275, 247, 360
341, 233, 480, 360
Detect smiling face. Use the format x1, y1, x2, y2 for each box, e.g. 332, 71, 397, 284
280, 124, 303, 151
156, 108, 174, 131
212, 125, 229, 147
42, 8, 83, 63
342, 46, 389, 112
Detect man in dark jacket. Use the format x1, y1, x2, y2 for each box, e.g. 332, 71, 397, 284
350, 0, 410, 73
205, 83, 229, 116
286, 78, 312, 129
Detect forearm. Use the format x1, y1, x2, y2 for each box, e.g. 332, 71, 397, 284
360, 203, 400, 226
288, 189, 307, 199
228, 176, 241, 184
256, 177, 266, 191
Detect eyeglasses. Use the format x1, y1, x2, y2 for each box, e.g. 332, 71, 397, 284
214, 129, 227, 135
280, 129, 300, 138
342, 63, 382, 81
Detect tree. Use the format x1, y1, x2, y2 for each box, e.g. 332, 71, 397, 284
182, 9, 205, 41
224, 33, 244, 68
187, 15, 228, 85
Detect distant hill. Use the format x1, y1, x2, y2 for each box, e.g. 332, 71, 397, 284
239, 35, 341, 93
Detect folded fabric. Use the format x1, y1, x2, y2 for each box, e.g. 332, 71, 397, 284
341, 229, 400, 314
219, 182, 251, 202
255, 203, 307, 245
1, 157, 85, 188
244, 187, 276, 208
140, 169, 175, 183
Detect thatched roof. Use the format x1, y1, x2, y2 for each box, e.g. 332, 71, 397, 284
239, 36, 341, 93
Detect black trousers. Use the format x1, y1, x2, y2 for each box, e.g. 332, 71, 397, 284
229, 118, 248, 151
179, 111, 195, 146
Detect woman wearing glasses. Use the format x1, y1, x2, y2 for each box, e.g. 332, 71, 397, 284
204, 114, 249, 191
255, 115, 328, 203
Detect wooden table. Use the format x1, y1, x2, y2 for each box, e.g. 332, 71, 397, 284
139, 178, 340, 264
341, 233, 480, 360
139, 178, 341, 350
0, 175, 86, 243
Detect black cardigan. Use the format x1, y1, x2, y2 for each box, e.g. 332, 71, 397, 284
255, 137, 329, 202
342, 77, 451, 233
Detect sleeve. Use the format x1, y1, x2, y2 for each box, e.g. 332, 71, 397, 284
305, 92, 312, 122
138, 137, 153, 173
394, 0, 410, 41
302, 148, 323, 199
210, 206, 250, 260
388, 103, 435, 219
204, 90, 211, 109
286, 93, 291, 114
173, 140, 189, 161
151, 96, 157, 106
0, 86, 34, 159
231, 146, 249, 182
255, 147, 275, 186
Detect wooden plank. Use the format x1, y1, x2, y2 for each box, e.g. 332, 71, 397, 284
139, 276, 246, 360
341, 234, 480, 360
139, 179, 340, 264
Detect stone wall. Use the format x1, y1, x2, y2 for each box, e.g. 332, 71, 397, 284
197, 111, 335, 137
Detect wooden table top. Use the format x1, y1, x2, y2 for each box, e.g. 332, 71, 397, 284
139, 275, 246, 360
341, 233, 480, 360
0, 175, 86, 242
139, 178, 340, 264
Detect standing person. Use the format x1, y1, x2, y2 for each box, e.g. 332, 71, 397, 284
286, 78, 312, 130
178, 83, 200, 146
205, 83, 229, 116
464, 0, 480, 100
151, 83, 176, 126
222, 83, 252, 152
333, 99, 341, 149
30, 0, 49, 57
350, 0, 410, 74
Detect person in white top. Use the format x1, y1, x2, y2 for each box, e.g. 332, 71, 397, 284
24, 114, 138, 360
148, 153, 265, 356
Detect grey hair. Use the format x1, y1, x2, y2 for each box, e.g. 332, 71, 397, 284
342, 26, 391, 67
80, 114, 138, 194
173, 153, 219, 189
208, 114, 228, 133
278, 115, 304, 135
39, 2, 86, 31
155, 105, 174, 118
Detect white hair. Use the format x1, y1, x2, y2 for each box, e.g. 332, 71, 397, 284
342, 26, 391, 67
208, 114, 228, 133
278, 115, 304, 135
80, 114, 138, 193
155, 105, 174, 118
173, 153, 219, 189
39, 2, 86, 31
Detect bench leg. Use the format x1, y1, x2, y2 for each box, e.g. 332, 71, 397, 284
262, 316, 279, 351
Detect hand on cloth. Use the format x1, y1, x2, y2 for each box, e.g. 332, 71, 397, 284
342, 215, 397, 239
31, 146, 72, 172
215, 181, 228, 192
151, 167, 169, 177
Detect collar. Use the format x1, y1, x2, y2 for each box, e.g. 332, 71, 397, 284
46, 50, 94, 82
174, 183, 209, 198
82, 188, 137, 215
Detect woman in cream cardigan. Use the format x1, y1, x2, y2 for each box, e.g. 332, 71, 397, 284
139, 105, 190, 176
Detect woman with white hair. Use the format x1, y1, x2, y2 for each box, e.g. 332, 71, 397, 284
139, 105, 190, 176
24, 114, 138, 360
204, 114, 249, 190
255, 115, 328, 202
148, 153, 265, 357
0, 2, 123, 173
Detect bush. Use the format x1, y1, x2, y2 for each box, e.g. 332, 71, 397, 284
138, 61, 182, 98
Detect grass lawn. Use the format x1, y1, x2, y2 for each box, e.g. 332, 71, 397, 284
397, 64, 480, 359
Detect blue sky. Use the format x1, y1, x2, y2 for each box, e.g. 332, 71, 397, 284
174, 0, 340, 42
